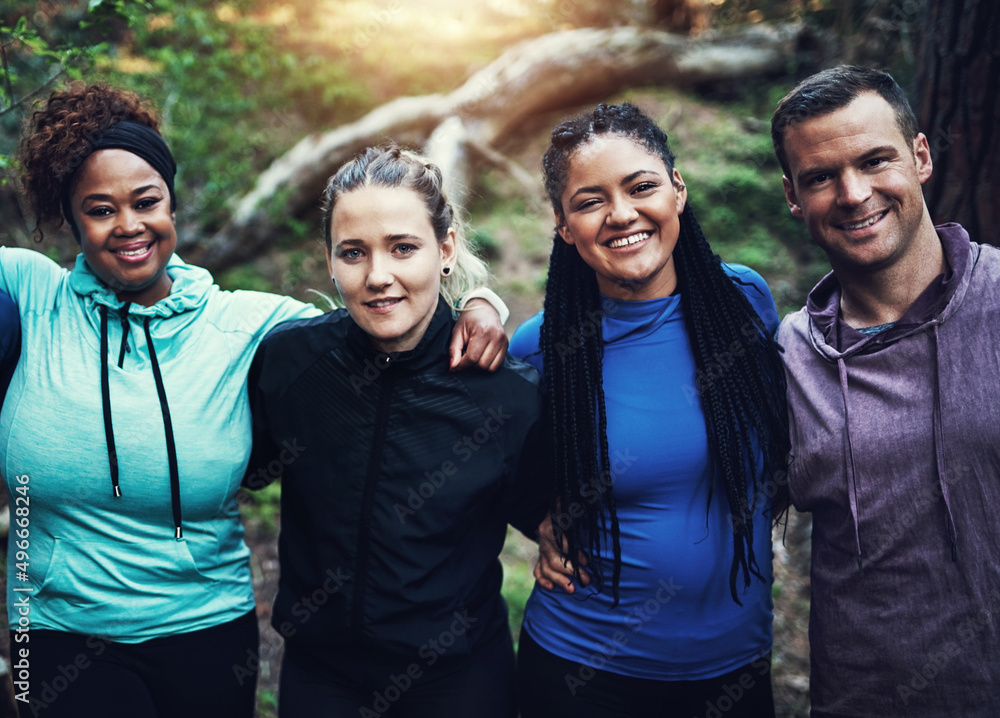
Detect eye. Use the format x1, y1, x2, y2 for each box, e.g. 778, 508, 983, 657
339, 248, 363, 260
807, 173, 831, 186
393, 243, 417, 255
632, 181, 658, 195
136, 197, 162, 210
864, 157, 886, 169
86, 206, 114, 218
575, 198, 600, 211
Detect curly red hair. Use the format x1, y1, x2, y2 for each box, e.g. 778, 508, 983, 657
18, 82, 161, 236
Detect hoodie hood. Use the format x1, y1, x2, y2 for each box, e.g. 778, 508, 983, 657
69, 252, 213, 317
804, 223, 972, 360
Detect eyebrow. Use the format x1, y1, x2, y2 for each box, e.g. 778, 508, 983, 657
568, 169, 661, 202
796, 145, 900, 184
81, 185, 163, 203
335, 233, 424, 247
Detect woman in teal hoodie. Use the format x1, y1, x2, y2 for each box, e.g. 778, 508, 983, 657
1, 82, 507, 718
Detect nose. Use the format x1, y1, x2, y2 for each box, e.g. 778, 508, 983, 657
366, 254, 394, 290
606, 195, 639, 227
836, 170, 872, 207
115, 207, 144, 236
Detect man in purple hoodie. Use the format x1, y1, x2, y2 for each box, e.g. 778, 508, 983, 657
773, 65, 1000, 716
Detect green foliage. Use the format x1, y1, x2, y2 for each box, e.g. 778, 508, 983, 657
237, 481, 282, 534
256, 688, 278, 716
0, 0, 370, 236
470, 228, 502, 261
500, 529, 537, 645
666, 96, 828, 314
0, 1, 140, 168
95, 0, 369, 233
217, 265, 275, 294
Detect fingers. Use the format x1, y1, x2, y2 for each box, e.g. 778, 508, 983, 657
534, 554, 576, 594
461, 319, 507, 372
489, 331, 509, 371
448, 326, 467, 370
480, 331, 508, 372
460, 328, 488, 369
533, 560, 556, 591
536, 521, 579, 593
451, 304, 508, 372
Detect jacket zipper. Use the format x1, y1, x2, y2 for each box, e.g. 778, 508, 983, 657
350, 367, 395, 639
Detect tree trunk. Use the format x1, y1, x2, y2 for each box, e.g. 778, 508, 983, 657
190, 22, 824, 272
916, 0, 1000, 244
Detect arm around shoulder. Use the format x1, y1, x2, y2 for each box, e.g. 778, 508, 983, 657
0, 246, 66, 306
228, 290, 323, 339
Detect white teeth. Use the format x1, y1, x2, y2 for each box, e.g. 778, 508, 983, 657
607, 232, 649, 249
841, 212, 886, 230
114, 245, 151, 257
368, 299, 400, 308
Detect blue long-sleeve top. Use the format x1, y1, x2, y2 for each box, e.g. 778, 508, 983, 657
509, 264, 778, 680
0, 290, 20, 399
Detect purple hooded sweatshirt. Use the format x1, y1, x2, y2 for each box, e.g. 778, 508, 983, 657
779, 224, 1000, 717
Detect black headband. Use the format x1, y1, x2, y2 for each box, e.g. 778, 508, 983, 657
61, 120, 177, 242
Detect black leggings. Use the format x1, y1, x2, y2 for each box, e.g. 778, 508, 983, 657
516, 628, 775, 718
279, 628, 516, 718
8, 610, 258, 718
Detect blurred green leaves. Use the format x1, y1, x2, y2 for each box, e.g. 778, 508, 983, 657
0, 0, 369, 233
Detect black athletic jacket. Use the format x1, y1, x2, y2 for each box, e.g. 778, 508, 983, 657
245, 299, 549, 659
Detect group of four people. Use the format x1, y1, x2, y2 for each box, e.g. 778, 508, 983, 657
0, 63, 996, 718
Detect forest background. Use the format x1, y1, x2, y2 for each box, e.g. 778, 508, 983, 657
0, 0, 995, 716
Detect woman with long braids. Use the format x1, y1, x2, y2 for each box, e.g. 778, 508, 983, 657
511, 103, 789, 717
0, 83, 507, 718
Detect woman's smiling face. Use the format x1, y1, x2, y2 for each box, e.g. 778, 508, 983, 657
71, 148, 176, 306
556, 134, 687, 301
328, 184, 455, 354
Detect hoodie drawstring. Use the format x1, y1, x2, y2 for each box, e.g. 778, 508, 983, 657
143, 318, 183, 540
117, 302, 131, 368
99, 307, 184, 538
930, 323, 959, 561
836, 323, 959, 571
837, 357, 864, 573
99, 306, 122, 499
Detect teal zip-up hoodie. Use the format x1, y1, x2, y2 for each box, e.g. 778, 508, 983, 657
0, 247, 319, 642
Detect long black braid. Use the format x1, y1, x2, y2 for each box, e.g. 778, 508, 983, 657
540, 103, 789, 605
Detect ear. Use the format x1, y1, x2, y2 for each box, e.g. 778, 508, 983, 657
439, 228, 457, 271
554, 210, 574, 246
782, 176, 803, 219
913, 132, 933, 185
672, 169, 688, 214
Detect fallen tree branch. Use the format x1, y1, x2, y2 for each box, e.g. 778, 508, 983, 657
191, 22, 822, 272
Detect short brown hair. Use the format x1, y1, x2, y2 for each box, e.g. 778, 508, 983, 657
771, 65, 918, 178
